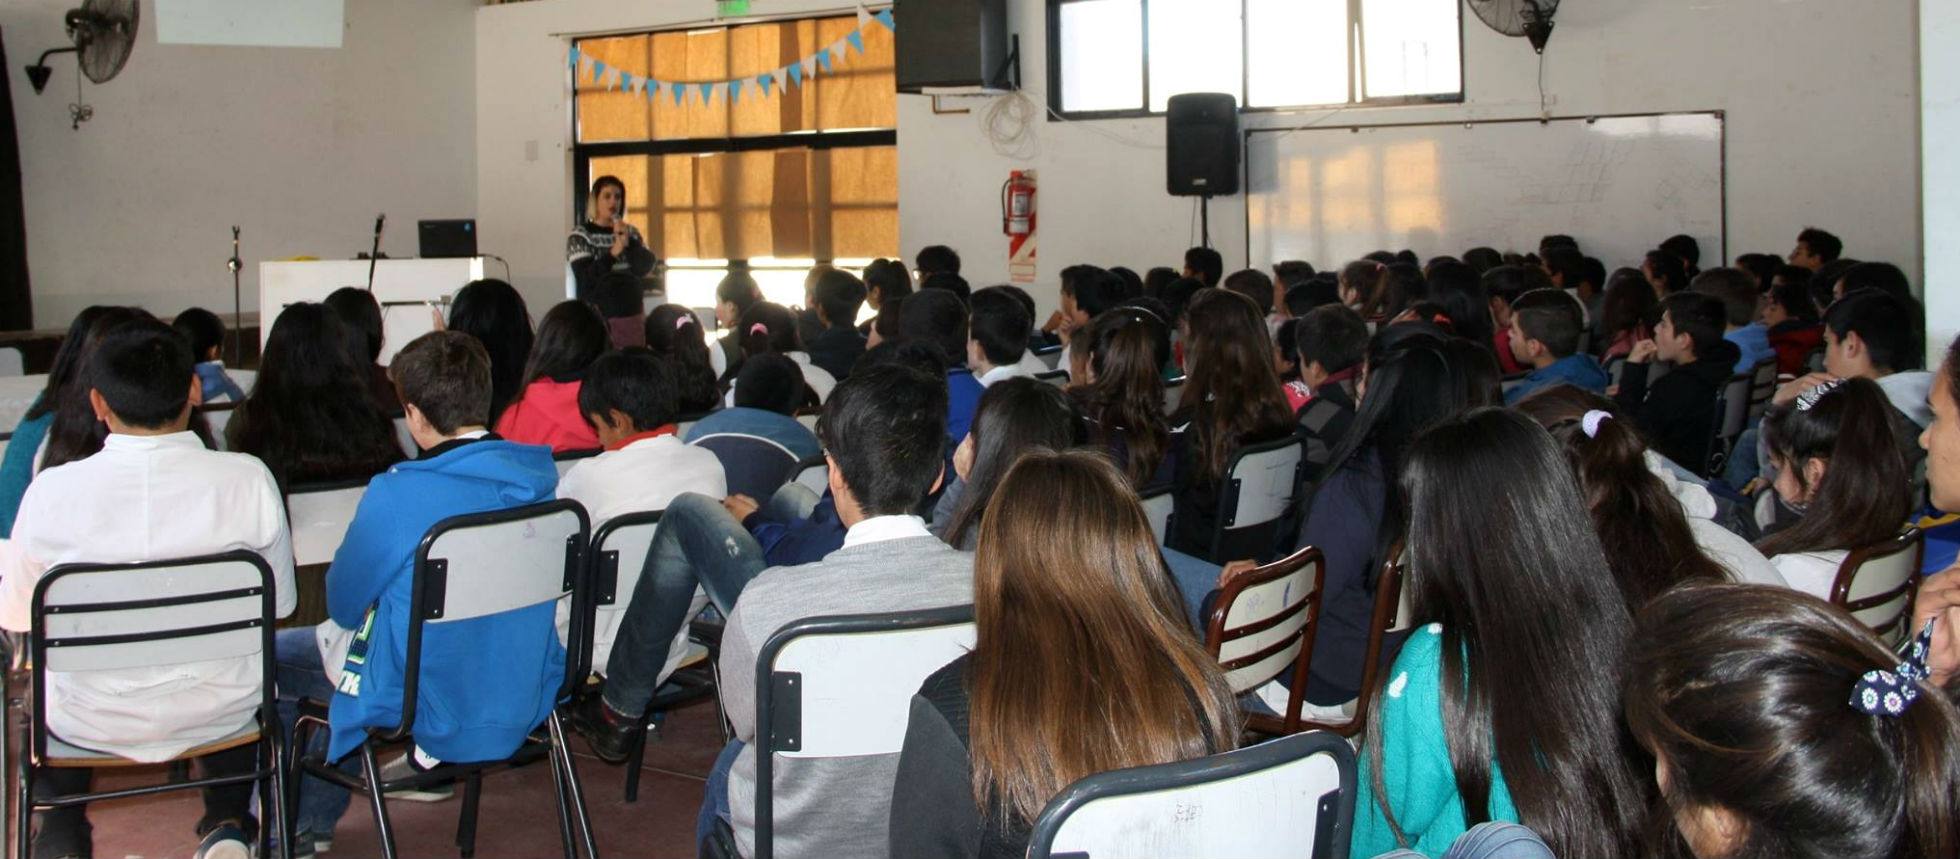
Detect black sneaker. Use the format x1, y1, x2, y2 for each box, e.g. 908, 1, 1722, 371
573, 694, 643, 764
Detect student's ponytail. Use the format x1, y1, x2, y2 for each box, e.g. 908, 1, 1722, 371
1755, 376, 1913, 558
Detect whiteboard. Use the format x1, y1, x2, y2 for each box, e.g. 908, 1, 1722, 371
1246, 113, 1724, 273
156, 0, 345, 48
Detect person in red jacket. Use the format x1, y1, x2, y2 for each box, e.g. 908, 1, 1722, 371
495, 300, 608, 451
1764, 282, 1824, 377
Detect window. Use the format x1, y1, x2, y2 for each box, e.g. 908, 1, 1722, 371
1047, 0, 1461, 117
572, 15, 897, 310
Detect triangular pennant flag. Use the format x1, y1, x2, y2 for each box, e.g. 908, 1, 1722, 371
873, 8, 894, 31
801, 55, 818, 78
758, 72, 774, 97
786, 62, 803, 87
673, 81, 687, 106
832, 40, 850, 62
856, 5, 873, 27
567, 48, 581, 70
617, 71, 632, 92
591, 60, 608, 85
626, 72, 642, 94
846, 30, 864, 54
816, 46, 835, 71
729, 77, 745, 103
698, 82, 715, 105
645, 79, 660, 100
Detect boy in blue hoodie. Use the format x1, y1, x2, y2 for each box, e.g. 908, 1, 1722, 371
1503, 288, 1609, 406
274, 331, 561, 858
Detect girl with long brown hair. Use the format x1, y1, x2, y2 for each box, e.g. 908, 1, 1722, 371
889, 451, 1238, 859
1166, 289, 1294, 560
1070, 307, 1176, 488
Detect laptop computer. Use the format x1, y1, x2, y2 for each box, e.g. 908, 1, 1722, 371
418, 219, 477, 259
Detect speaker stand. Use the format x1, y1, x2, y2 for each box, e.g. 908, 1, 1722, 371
1199, 195, 1212, 249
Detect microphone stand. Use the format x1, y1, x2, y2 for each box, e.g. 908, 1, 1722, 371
365, 213, 385, 292
228, 226, 242, 366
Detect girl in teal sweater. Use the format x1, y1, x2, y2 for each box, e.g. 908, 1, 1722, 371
1354, 408, 1649, 858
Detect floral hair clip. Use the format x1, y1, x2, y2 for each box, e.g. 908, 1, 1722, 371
1796, 378, 1846, 412
1850, 619, 1935, 717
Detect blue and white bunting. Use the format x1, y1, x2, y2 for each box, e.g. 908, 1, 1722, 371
570, 5, 892, 107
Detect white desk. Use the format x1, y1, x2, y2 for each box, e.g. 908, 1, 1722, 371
260, 258, 486, 365
0, 370, 256, 435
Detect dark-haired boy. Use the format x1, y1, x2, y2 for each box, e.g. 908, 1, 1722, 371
966, 287, 1033, 386
171, 307, 246, 403
804, 268, 869, 380
1504, 289, 1609, 405
1790, 226, 1842, 272
1183, 246, 1224, 287
1615, 292, 1741, 472
1293, 305, 1369, 477
0, 319, 293, 858
1693, 267, 1774, 374
899, 288, 983, 443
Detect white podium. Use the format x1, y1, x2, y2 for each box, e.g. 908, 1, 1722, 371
259, 258, 486, 365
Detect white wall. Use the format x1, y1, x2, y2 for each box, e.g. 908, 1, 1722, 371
896, 0, 1921, 319
1, 0, 477, 329
476, 0, 1920, 323
1924, 0, 1957, 365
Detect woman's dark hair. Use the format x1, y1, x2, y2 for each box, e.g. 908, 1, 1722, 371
1734, 252, 1782, 291
1442, 335, 1503, 407
1144, 266, 1179, 299
31, 306, 119, 423
1275, 318, 1302, 382
1361, 262, 1423, 321
1423, 260, 1493, 348
644, 305, 720, 414
1343, 259, 1387, 306
1645, 250, 1690, 296
518, 300, 609, 389
1626, 582, 1960, 859
1770, 282, 1821, 325
1755, 377, 1912, 558
1071, 307, 1173, 486
1462, 247, 1504, 274
324, 287, 385, 364
1599, 267, 1661, 349
736, 301, 803, 360
44, 306, 158, 469
447, 279, 534, 422
1514, 386, 1730, 611
863, 258, 914, 307
227, 303, 403, 490
942, 378, 1086, 548
1374, 407, 1647, 857
1175, 290, 1293, 485
732, 352, 807, 416
1479, 264, 1533, 309
1160, 277, 1205, 329
587, 174, 626, 223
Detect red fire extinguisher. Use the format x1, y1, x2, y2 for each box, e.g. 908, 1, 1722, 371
1002, 171, 1036, 236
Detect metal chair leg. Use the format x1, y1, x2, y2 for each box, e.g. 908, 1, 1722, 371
358, 743, 397, 859
551, 713, 598, 859
546, 733, 576, 859
623, 723, 645, 803
455, 772, 482, 859
710, 657, 732, 744
14, 726, 30, 859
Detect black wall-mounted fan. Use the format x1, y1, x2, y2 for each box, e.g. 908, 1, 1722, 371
24, 0, 139, 128
1467, 0, 1558, 53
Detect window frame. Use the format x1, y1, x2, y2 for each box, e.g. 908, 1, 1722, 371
1043, 0, 1465, 121
567, 17, 899, 267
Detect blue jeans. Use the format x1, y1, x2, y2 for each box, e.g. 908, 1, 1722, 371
274, 626, 355, 841
602, 492, 781, 716
1162, 547, 1223, 633
696, 740, 743, 854
1371, 822, 1556, 859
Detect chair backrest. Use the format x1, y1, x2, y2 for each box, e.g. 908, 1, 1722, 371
0, 346, 24, 376
1205, 547, 1325, 734
31, 551, 277, 759
1033, 342, 1064, 370
1498, 371, 1528, 395
287, 479, 371, 567
392, 416, 417, 457
553, 447, 602, 478
1605, 355, 1628, 387
1140, 487, 1173, 545
1718, 371, 1754, 444
1746, 358, 1778, 421
1805, 345, 1826, 374
753, 606, 976, 857
1163, 376, 1187, 416
785, 454, 829, 496
396, 499, 590, 738
1303, 543, 1412, 738
694, 433, 800, 500
794, 410, 821, 431
1025, 730, 1356, 859
1210, 437, 1305, 561
1035, 368, 1070, 388
576, 510, 662, 681
674, 407, 719, 441
1832, 528, 1924, 647
202, 403, 238, 451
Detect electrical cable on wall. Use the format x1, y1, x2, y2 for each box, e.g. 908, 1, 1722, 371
981, 89, 1040, 159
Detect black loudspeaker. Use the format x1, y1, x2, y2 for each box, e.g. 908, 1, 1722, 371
1166, 92, 1241, 196
895, 0, 1011, 93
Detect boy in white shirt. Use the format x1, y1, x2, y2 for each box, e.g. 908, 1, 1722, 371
0, 319, 295, 859
967, 287, 1034, 387
556, 348, 727, 680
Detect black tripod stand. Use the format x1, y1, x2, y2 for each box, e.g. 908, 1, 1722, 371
228, 226, 242, 366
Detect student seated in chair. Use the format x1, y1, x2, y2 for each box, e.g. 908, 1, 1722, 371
684, 354, 822, 462
1612, 291, 1740, 474
803, 268, 869, 382
1693, 267, 1775, 375
1502, 288, 1608, 406
0, 318, 296, 859
965, 286, 1034, 388
557, 348, 727, 677
274, 331, 563, 857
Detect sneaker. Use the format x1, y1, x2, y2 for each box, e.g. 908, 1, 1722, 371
571, 693, 643, 765
193, 824, 252, 859
376, 752, 455, 802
